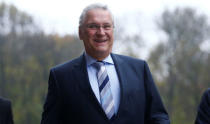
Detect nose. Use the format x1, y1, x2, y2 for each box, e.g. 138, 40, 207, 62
96, 27, 106, 36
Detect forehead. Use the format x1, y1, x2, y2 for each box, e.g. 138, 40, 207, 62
84, 8, 113, 24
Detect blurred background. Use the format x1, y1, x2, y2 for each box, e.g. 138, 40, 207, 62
0, 0, 210, 124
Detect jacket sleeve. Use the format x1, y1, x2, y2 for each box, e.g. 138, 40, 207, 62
195, 88, 210, 124
143, 61, 170, 124
41, 69, 62, 124
6, 101, 14, 124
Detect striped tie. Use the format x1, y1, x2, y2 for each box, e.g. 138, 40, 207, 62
94, 61, 115, 119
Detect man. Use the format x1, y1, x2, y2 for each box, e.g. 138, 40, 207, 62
41, 3, 170, 124
0, 97, 14, 124
195, 88, 210, 124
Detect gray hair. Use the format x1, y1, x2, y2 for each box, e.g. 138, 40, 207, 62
79, 3, 114, 27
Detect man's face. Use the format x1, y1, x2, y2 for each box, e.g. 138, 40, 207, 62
79, 8, 114, 60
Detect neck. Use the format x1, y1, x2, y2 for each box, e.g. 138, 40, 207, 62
86, 51, 110, 61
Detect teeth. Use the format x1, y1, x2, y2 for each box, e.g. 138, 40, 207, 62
95, 40, 106, 42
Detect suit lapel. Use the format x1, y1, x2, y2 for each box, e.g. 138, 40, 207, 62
72, 54, 108, 119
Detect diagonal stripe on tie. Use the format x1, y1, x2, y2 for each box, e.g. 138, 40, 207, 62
99, 76, 109, 92
93, 61, 115, 119
98, 71, 107, 85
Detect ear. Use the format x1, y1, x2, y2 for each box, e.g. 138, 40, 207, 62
79, 27, 83, 40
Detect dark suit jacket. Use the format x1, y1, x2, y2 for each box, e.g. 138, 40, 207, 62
41, 53, 170, 124
195, 88, 210, 124
0, 97, 14, 124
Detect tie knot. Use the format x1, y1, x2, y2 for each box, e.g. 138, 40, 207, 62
93, 61, 104, 70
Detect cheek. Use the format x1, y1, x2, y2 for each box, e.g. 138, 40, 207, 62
108, 30, 113, 37
108, 33, 114, 41
85, 31, 95, 38
81, 30, 93, 39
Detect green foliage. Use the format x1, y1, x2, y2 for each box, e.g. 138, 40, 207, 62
149, 7, 210, 124
0, 3, 83, 124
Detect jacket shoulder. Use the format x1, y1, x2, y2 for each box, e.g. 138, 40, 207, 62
0, 97, 11, 111
112, 53, 146, 64
51, 55, 83, 72
202, 88, 210, 102
0, 97, 11, 105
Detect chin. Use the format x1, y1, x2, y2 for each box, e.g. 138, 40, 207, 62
98, 49, 111, 56
96, 48, 110, 53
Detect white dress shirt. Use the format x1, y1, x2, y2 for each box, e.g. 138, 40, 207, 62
85, 53, 120, 113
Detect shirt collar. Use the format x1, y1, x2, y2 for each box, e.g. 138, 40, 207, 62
85, 52, 114, 66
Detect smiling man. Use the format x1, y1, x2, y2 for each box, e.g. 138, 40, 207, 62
41, 3, 170, 124
79, 7, 114, 61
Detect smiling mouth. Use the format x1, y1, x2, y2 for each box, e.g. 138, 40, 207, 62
94, 39, 107, 43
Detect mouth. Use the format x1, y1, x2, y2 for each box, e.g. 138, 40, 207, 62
94, 39, 108, 43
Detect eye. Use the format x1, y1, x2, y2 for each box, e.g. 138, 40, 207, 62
103, 25, 112, 30
87, 24, 99, 29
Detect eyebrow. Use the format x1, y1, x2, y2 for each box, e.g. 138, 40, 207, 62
87, 22, 112, 25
